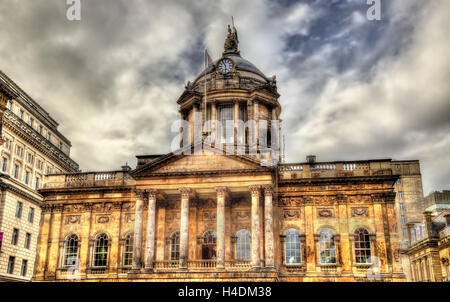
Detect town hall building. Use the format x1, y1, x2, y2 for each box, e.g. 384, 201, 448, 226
33, 26, 409, 282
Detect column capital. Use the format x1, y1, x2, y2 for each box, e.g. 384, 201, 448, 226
262, 184, 274, 195
215, 186, 229, 198
179, 187, 192, 199
147, 189, 159, 199
135, 189, 148, 199
249, 185, 261, 197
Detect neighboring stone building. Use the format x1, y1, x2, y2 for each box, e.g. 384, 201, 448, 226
33, 26, 409, 282
0, 71, 79, 281
405, 201, 450, 282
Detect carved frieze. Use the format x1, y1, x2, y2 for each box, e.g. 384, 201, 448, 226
234, 211, 250, 220
201, 211, 216, 220
283, 210, 300, 220
351, 207, 369, 217
96, 215, 110, 224
92, 202, 114, 213
317, 208, 334, 218
65, 215, 81, 224
125, 213, 134, 223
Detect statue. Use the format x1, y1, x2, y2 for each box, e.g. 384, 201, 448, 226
224, 24, 239, 54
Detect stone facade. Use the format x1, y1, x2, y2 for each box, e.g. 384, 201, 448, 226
31, 26, 421, 282
0, 71, 78, 281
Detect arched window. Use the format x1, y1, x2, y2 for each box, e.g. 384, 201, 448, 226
285, 228, 301, 264
170, 231, 180, 260
123, 234, 133, 267
319, 228, 336, 264
236, 229, 250, 260
63, 234, 79, 267
354, 228, 371, 264
93, 233, 109, 267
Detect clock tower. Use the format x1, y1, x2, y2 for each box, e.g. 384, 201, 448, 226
176, 25, 281, 164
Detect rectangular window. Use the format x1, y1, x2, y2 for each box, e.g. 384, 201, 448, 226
402, 228, 407, 237
20, 259, 27, 277
6, 100, 12, 110
29, 118, 34, 128
11, 228, 19, 245
24, 233, 31, 249
34, 177, 40, 190
47, 132, 51, 141
19, 109, 24, 119
397, 178, 402, 185
24, 171, 30, 185
7, 256, 15, 274
401, 215, 406, 224
39, 125, 43, 135
15, 146, 23, 156
16, 201, 23, 218
218, 104, 234, 144
28, 207, 34, 223
13, 164, 19, 179
400, 203, 405, 211
1, 157, 7, 172
398, 191, 403, 199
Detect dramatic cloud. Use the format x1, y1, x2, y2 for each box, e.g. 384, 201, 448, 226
0, 0, 448, 194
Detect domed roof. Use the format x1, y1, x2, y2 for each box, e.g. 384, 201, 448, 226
195, 53, 269, 82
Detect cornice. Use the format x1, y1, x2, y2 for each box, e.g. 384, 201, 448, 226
0, 177, 43, 205
3, 110, 79, 171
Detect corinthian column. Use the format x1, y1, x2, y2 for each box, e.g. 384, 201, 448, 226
133, 190, 147, 269
215, 186, 228, 269
179, 188, 191, 268
263, 185, 275, 268
145, 189, 158, 270
249, 185, 261, 269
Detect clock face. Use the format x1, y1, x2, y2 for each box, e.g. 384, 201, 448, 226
218, 58, 234, 74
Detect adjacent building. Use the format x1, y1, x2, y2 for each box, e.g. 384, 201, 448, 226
0, 71, 79, 281
405, 192, 450, 282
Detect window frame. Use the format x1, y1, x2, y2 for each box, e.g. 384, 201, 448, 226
63, 234, 79, 267
20, 259, 28, 277
11, 228, 19, 246
7, 256, 15, 274
284, 228, 301, 265
123, 233, 134, 267
354, 228, 372, 264
170, 231, 180, 261
235, 229, 251, 260
15, 201, 23, 218
93, 233, 109, 267
24, 233, 31, 249
319, 228, 336, 264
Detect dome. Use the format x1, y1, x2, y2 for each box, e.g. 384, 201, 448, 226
194, 53, 269, 83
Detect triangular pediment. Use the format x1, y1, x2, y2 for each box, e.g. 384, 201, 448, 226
132, 143, 272, 177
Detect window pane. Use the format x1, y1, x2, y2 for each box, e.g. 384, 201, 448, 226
354, 228, 371, 264
285, 229, 301, 264
236, 230, 250, 260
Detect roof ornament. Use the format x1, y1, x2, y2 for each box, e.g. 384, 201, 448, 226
223, 17, 239, 55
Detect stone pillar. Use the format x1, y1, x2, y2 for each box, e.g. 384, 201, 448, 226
263, 185, 275, 268
179, 188, 191, 268
132, 190, 146, 269
145, 189, 158, 270
215, 187, 228, 269
249, 185, 261, 269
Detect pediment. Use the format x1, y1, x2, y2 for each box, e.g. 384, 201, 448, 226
132, 144, 271, 177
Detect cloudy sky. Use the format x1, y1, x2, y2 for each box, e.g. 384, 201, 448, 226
0, 0, 449, 195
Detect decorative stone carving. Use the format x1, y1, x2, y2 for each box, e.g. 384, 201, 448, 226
249, 185, 261, 197
351, 207, 369, 217
92, 202, 114, 213
235, 211, 250, 219
283, 210, 300, 220
179, 187, 192, 199
202, 211, 216, 220
318, 208, 334, 218
123, 202, 135, 212
125, 213, 134, 223
96, 215, 110, 224
65, 215, 81, 224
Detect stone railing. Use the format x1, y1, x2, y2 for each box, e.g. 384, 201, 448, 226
43, 171, 135, 189
279, 160, 392, 180
225, 260, 252, 270
187, 260, 217, 269
154, 260, 179, 271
